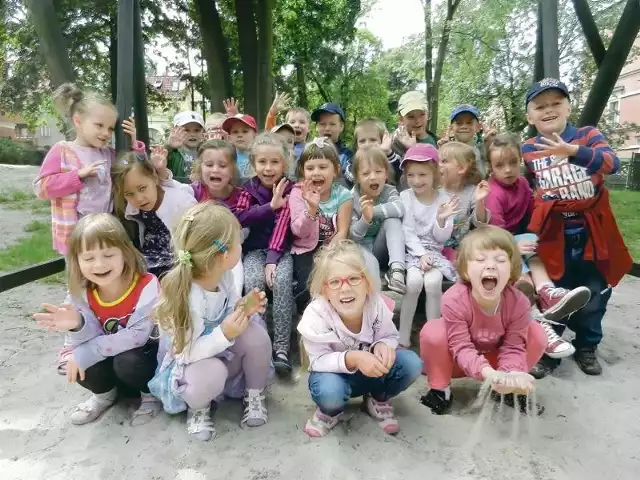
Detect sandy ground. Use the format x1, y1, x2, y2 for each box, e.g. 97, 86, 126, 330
1, 164, 640, 479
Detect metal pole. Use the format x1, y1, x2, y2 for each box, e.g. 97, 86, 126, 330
539, 0, 559, 78
115, 0, 134, 152
132, 0, 149, 150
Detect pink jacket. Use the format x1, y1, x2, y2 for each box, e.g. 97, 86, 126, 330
443, 283, 531, 379
289, 183, 320, 255
297, 293, 399, 373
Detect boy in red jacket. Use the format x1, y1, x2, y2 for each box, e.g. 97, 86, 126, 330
521, 78, 632, 377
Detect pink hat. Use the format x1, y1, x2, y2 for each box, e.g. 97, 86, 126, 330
222, 114, 257, 133
400, 143, 439, 170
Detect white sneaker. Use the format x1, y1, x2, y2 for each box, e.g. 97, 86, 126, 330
130, 393, 162, 427
241, 389, 268, 427
187, 407, 216, 441
70, 390, 117, 425
539, 320, 575, 359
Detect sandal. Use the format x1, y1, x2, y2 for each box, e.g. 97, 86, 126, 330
384, 266, 406, 294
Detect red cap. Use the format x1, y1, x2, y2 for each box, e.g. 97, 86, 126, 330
222, 114, 257, 133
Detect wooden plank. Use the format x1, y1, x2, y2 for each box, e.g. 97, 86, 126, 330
0, 258, 65, 293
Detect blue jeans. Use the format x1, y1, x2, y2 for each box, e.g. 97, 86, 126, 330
514, 233, 538, 274
308, 349, 423, 416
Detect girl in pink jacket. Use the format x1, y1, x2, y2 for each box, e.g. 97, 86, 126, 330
297, 240, 422, 437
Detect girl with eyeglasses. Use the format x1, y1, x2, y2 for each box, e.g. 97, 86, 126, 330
296, 240, 423, 438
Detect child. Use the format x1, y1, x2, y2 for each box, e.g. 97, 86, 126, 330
297, 240, 423, 437
235, 133, 295, 374
204, 112, 228, 141
349, 147, 406, 294
264, 92, 310, 161
111, 152, 197, 279
222, 113, 258, 180
521, 78, 632, 377
438, 141, 491, 259
149, 203, 272, 441
485, 133, 591, 361
391, 90, 438, 159
398, 144, 459, 347
353, 118, 402, 185
167, 111, 205, 183
311, 102, 354, 186
271, 123, 297, 178
34, 213, 160, 425
33, 83, 143, 255
419, 226, 546, 415
289, 137, 353, 312
444, 105, 489, 178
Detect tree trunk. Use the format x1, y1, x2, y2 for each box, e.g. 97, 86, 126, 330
294, 61, 309, 108
422, 0, 433, 115
235, 0, 260, 118
194, 0, 233, 112
256, 0, 274, 124
109, 17, 118, 104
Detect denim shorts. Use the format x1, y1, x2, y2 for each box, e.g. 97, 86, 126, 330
514, 233, 538, 275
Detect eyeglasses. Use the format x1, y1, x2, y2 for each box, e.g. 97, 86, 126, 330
325, 274, 364, 290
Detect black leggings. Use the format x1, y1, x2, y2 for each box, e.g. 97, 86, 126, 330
77, 341, 158, 395
293, 246, 321, 313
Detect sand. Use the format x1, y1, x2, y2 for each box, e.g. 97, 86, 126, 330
1, 164, 640, 479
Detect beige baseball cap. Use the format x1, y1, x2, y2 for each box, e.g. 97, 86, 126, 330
397, 91, 428, 117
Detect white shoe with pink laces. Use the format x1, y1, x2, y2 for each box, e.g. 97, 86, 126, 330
363, 395, 399, 435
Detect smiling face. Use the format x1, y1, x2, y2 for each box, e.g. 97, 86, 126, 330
316, 112, 344, 143
78, 244, 125, 289
123, 165, 159, 211
466, 247, 512, 307
356, 126, 382, 150
200, 148, 234, 195
438, 154, 466, 189
303, 157, 337, 198
253, 144, 286, 189
229, 121, 257, 152
357, 157, 388, 198
451, 112, 480, 144
404, 161, 437, 197
286, 111, 310, 143
526, 90, 571, 136
400, 109, 427, 138
322, 261, 368, 323
182, 122, 205, 150
489, 148, 521, 185
73, 104, 117, 148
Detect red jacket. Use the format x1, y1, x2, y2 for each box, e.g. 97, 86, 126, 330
527, 187, 632, 286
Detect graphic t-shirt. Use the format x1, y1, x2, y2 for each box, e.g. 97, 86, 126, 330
87, 273, 155, 334
134, 209, 173, 271
317, 183, 351, 244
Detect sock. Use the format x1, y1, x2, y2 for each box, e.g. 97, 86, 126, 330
537, 281, 553, 292
95, 387, 117, 404
442, 385, 451, 400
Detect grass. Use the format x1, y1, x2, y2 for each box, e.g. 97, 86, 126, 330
610, 190, 640, 260
0, 188, 50, 214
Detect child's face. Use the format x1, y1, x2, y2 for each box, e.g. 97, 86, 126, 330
356, 127, 381, 150
303, 157, 336, 197
357, 159, 387, 198
205, 120, 227, 141
526, 90, 570, 136
399, 109, 427, 138
323, 261, 368, 322
182, 122, 205, 150
229, 122, 256, 152
316, 113, 344, 143
78, 244, 125, 288
439, 155, 466, 188
253, 145, 286, 189
489, 149, 521, 185
123, 166, 159, 211
450, 113, 480, 144
286, 112, 310, 143
200, 149, 233, 193
74, 105, 117, 148
405, 161, 436, 196
277, 130, 295, 150
466, 247, 511, 305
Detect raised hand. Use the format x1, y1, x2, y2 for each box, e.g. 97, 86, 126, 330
475, 180, 490, 203
223, 97, 239, 117
437, 196, 461, 224
533, 133, 579, 166
237, 288, 267, 317
77, 160, 106, 179
380, 131, 393, 153
359, 195, 374, 223
34, 303, 83, 332
168, 127, 186, 149
122, 117, 137, 145
269, 92, 291, 116
270, 178, 289, 211
397, 126, 416, 149
301, 180, 321, 212
150, 145, 168, 170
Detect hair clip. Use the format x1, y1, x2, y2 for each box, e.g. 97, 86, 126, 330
311, 137, 330, 148
213, 239, 227, 253
178, 249, 192, 266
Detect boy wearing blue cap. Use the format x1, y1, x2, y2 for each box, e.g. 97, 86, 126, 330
311, 103, 354, 186
442, 104, 491, 178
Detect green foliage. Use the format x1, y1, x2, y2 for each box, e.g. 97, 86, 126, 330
0, 139, 44, 165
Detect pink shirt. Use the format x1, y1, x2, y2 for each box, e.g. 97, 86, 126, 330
485, 176, 533, 234
443, 283, 531, 379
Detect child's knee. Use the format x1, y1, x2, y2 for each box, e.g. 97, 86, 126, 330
419, 318, 447, 348
405, 270, 424, 294
382, 217, 402, 229
238, 321, 272, 351
394, 349, 423, 381
309, 372, 350, 413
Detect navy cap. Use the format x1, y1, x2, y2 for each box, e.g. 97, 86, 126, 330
311, 103, 345, 122
450, 104, 481, 123
526, 78, 570, 105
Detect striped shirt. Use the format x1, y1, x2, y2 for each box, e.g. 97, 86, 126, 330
349, 184, 404, 241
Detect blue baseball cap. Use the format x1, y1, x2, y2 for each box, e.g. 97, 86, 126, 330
526, 78, 570, 105
311, 103, 345, 122
450, 104, 481, 123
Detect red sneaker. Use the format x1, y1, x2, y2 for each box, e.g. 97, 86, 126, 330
538, 285, 591, 324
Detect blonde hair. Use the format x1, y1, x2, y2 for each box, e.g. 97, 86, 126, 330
111, 152, 158, 216
308, 240, 377, 298
285, 107, 310, 123
190, 139, 239, 185
351, 146, 391, 187
485, 133, 521, 174
403, 159, 440, 189
205, 112, 227, 130
353, 117, 385, 151
249, 132, 290, 172
296, 137, 341, 180
154, 202, 241, 355
456, 226, 521, 284
66, 213, 146, 297
439, 141, 482, 185
53, 83, 116, 119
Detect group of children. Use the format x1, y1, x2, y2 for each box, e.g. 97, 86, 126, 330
31, 77, 632, 441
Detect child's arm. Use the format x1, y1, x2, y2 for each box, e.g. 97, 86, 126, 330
470, 184, 491, 225
33, 144, 86, 199
372, 186, 404, 220
496, 292, 529, 373
349, 194, 370, 242
266, 201, 291, 265
233, 189, 275, 227
176, 322, 234, 365
71, 277, 159, 371
571, 127, 620, 175
332, 199, 354, 243
289, 186, 318, 239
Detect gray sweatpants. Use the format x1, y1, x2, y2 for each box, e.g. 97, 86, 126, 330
359, 217, 405, 290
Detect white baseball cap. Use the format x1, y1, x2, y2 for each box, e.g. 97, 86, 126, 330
173, 111, 205, 128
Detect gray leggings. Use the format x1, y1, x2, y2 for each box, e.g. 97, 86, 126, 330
180, 321, 272, 409
360, 218, 406, 289
243, 249, 294, 355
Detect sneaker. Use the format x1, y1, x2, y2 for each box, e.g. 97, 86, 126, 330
539, 320, 575, 359
530, 358, 557, 379
420, 389, 452, 415
362, 395, 399, 434
303, 408, 341, 437
384, 267, 406, 295
491, 391, 545, 415
538, 285, 591, 323
574, 345, 602, 376
273, 351, 292, 376
241, 389, 268, 427
130, 392, 162, 427
187, 407, 216, 441
70, 390, 117, 425
57, 346, 74, 376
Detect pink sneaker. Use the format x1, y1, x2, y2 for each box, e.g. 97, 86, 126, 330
303, 408, 341, 437
538, 320, 575, 359
538, 285, 591, 323
363, 395, 399, 435
57, 346, 74, 376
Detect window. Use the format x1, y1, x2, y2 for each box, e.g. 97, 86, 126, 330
39, 125, 51, 137
608, 100, 620, 124
171, 80, 179, 92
